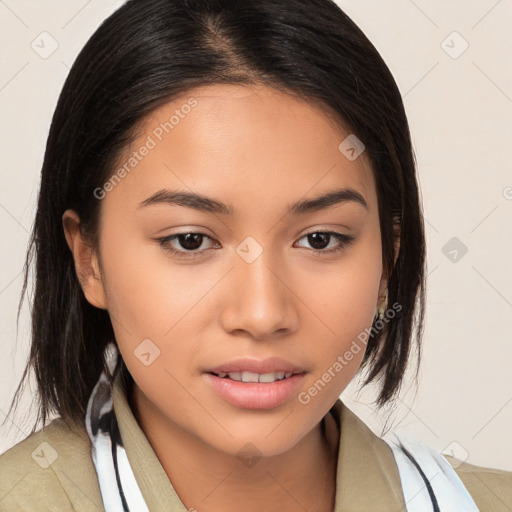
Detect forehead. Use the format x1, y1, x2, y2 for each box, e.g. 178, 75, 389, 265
108, 83, 376, 215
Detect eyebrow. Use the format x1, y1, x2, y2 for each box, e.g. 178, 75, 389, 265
137, 187, 368, 215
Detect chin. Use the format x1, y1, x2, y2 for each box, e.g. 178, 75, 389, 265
195, 419, 308, 460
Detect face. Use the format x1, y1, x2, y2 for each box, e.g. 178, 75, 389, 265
65, 83, 386, 457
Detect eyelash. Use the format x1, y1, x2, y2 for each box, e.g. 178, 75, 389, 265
156, 230, 355, 259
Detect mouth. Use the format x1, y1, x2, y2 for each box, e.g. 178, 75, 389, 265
203, 356, 308, 409
206, 369, 305, 383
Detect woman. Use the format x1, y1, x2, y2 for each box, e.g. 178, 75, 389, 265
0, 0, 510, 510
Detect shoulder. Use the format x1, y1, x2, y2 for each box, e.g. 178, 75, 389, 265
445, 455, 512, 512
0, 417, 104, 512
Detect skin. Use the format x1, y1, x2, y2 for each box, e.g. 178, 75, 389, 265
63, 83, 395, 512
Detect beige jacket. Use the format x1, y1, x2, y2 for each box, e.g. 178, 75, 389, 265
1, 372, 510, 511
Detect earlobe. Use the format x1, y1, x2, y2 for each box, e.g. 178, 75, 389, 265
62, 210, 107, 310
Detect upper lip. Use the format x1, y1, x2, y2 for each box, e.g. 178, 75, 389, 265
204, 357, 307, 375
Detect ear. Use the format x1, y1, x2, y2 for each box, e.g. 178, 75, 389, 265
378, 219, 401, 303
62, 210, 107, 310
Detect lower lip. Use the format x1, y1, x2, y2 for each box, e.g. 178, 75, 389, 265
203, 372, 307, 410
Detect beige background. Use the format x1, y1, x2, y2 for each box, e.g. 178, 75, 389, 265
0, 0, 511, 471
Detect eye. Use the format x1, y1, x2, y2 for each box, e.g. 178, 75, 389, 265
294, 231, 355, 255
157, 232, 219, 259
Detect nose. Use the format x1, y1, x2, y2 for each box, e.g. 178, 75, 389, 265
219, 249, 299, 341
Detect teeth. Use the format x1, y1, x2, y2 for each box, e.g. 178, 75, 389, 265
241, 371, 259, 383
259, 372, 277, 383
215, 371, 296, 383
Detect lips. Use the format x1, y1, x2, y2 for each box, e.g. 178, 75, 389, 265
203, 356, 308, 409
204, 372, 307, 409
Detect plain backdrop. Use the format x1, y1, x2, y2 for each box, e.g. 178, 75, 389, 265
0, 0, 511, 471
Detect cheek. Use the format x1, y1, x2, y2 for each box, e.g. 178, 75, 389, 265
297, 237, 382, 391
97, 222, 230, 389
98, 234, 205, 410
306, 269, 379, 334
306, 240, 382, 339
98, 223, 208, 333
96, 224, 188, 366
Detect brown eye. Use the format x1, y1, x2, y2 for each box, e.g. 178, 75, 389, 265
295, 231, 355, 255
157, 232, 219, 259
